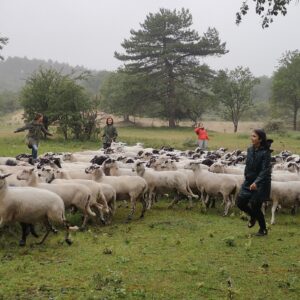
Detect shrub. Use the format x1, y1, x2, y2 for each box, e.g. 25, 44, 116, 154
263, 120, 286, 133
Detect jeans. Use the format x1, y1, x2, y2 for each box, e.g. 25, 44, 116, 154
32, 144, 38, 159
197, 139, 208, 150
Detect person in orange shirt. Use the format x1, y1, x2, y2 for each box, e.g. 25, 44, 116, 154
194, 122, 209, 150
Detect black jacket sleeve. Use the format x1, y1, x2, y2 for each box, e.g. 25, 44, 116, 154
254, 150, 272, 185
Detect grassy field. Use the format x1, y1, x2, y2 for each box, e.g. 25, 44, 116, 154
0, 202, 299, 299
0, 125, 299, 299
1, 125, 300, 156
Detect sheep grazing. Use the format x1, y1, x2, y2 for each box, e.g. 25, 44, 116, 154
85, 164, 148, 222
0, 173, 78, 246
133, 161, 198, 210
17, 168, 96, 228
185, 162, 239, 216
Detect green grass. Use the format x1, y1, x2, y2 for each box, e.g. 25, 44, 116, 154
2, 125, 300, 156
0, 202, 299, 299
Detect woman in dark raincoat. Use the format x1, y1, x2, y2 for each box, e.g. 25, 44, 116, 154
237, 129, 273, 236
102, 117, 118, 149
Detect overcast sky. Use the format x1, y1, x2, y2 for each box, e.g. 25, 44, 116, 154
1, 0, 299, 76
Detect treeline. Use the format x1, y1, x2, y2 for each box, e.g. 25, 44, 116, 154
100, 8, 299, 132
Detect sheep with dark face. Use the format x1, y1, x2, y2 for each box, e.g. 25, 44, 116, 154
0, 173, 78, 246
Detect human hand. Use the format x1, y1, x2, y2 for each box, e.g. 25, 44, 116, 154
249, 183, 257, 191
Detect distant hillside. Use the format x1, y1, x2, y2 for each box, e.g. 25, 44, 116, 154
0, 56, 112, 94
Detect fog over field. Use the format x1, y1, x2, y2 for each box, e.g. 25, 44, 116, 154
1, 0, 300, 76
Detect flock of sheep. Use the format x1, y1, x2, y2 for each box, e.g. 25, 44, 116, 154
0, 142, 299, 246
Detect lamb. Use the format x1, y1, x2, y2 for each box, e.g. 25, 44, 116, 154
133, 162, 199, 209
85, 164, 148, 222
269, 181, 300, 224
185, 162, 239, 216
0, 173, 78, 246
41, 167, 110, 224
17, 168, 96, 228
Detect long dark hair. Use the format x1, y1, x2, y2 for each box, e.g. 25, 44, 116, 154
106, 117, 114, 125
253, 129, 273, 151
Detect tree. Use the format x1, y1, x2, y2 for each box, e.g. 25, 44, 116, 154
236, 0, 297, 28
0, 91, 21, 115
0, 35, 8, 60
20, 68, 100, 140
115, 8, 227, 127
271, 50, 300, 130
100, 71, 153, 122
213, 67, 259, 132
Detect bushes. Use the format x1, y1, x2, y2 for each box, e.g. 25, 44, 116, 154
263, 120, 286, 133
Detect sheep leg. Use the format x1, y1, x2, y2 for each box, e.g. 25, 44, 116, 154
223, 196, 231, 216
126, 196, 136, 222
36, 220, 52, 245
271, 201, 278, 225
19, 223, 30, 247
93, 203, 106, 225
168, 193, 180, 209
140, 197, 147, 219
29, 224, 39, 238
204, 194, 210, 207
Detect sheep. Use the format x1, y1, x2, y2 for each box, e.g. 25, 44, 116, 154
102, 158, 136, 176
62, 153, 94, 163
209, 162, 244, 175
269, 181, 300, 224
0, 173, 78, 246
85, 164, 148, 222
45, 168, 117, 224
0, 157, 18, 166
185, 162, 239, 216
17, 168, 96, 228
133, 162, 199, 210
41, 167, 110, 225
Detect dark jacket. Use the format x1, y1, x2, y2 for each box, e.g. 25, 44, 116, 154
102, 125, 118, 144
15, 121, 52, 146
239, 145, 272, 201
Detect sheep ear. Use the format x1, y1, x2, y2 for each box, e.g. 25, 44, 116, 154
0, 173, 12, 179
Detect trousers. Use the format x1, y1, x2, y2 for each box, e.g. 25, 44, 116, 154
237, 190, 266, 230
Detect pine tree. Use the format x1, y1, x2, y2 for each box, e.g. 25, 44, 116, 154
115, 8, 227, 127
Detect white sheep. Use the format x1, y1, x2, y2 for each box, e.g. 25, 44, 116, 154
17, 168, 96, 228
133, 162, 199, 210
85, 164, 148, 222
40, 167, 110, 225
0, 173, 78, 246
269, 181, 300, 224
185, 162, 239, 216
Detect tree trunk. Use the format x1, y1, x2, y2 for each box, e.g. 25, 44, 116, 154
233, 121, 238, 133
123, 114, 130, 122
167, 74, 176, 128
293, 105, 298, 131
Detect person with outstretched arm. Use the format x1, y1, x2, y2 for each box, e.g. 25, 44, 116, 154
14, 113, 53, 160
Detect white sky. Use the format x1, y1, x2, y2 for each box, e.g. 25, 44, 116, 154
1, 0, 299, 76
